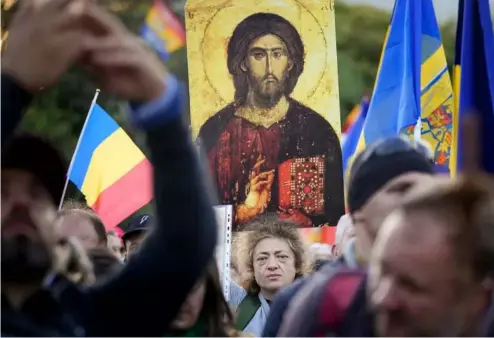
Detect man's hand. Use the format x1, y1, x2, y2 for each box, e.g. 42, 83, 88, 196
81, 5, 167, 103
2, 0, 88, 92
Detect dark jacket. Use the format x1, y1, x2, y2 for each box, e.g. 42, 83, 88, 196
1, 73, 218, 336
1, 74, 33, 145
262, 258, 346, 337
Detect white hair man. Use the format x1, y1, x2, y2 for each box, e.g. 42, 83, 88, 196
331, 214, 355, 259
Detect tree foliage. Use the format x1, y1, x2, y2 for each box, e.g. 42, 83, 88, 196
1, 0, 457, 226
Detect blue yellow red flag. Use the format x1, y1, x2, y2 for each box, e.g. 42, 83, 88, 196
356, 0, 453, 173
342, 104, 361, 134
68, 94, 152, 229
342, 97, 369, 174
141, 0, 186, 61
452, 0, 494, 174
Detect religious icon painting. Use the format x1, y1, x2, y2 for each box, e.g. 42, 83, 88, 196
185, 0, 345, 231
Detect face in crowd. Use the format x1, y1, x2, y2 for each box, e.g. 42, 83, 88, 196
253, 237, 297, 299
170, 261, 232, 336
1, 169, 58, 284
107, 232, 125, 262
332, 214, 356, 258
352, 172, 433, 264
171, 276, 207, 330
125, 231, 148, 258
55, 209, 106, 250
368, 180, 493, 336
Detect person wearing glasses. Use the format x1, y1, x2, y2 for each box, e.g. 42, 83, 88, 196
263, 136, 436, 337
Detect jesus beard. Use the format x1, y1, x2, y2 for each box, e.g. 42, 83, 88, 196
248, 72, 290, 109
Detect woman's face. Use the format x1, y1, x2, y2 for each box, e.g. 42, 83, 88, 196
170, 279, 207, 330
253, 237, 296, 297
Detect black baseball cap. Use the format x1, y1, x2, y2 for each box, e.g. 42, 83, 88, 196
2, 133, 67, 204
122, 214, 154, 241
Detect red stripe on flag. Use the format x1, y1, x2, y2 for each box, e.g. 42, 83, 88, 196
91, 159, 153, 229
155, 0, 186, 42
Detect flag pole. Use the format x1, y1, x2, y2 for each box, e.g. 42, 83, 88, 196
413, 116, 422, 142
58, 89, 101, 210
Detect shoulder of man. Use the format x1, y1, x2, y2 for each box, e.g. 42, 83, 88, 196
314, 269, 366, 336
277, 265, 364, 336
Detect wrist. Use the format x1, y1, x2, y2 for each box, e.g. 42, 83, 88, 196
141, 77, 167, 103
128, 75, 183, 129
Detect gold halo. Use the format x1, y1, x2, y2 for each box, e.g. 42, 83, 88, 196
200, 0, 327, 105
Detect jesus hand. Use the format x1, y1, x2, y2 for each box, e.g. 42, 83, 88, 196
244, 170, 275, 208
235, 156, 275, 224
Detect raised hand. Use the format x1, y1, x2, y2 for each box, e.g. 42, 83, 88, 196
2, 0, 89, 92
80, 5, 167, 103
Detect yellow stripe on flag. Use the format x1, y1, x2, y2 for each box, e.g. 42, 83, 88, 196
420, 71, 453, 116
420, 46, 447, 90
81, 129, 146, 205
451, 65, 461, 177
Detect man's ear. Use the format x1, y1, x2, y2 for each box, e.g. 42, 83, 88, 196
331, 245, 340, 258
240, 60, 247, 72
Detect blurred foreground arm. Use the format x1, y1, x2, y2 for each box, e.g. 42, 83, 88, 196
81, 6, 217, 336
1, 0, 88, 145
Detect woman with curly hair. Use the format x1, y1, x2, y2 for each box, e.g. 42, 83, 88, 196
229, 213, 310, 336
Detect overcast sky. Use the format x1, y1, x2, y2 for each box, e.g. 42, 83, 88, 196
342, 0, 494, 22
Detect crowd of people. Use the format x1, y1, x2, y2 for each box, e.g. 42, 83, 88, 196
2, 0, 494, 336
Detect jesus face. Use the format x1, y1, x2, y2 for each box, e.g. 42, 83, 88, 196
241, 34, 293, 108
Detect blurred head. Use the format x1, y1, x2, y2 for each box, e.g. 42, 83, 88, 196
172, 276, 207, 330
106, 230, 125, 262
55, 201, 107, 250
53, 237, 95, 285
238, 213, 307, 300
171, 260, 235, 336
368, 176, 494, 336
333, 214, 355, 258
347, 136, 435, 265
87, 246, 123, 283
1, 134, 67, 285
310, 243, 332, 262
122, 214, 153, 258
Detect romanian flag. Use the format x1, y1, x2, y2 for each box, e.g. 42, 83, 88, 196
68, 98, 152, 229
342, 96, 369, 175
141, 0, 186, 61
356, 0, 453, 174
452, 0, 494, 175
342, 104, 361, 134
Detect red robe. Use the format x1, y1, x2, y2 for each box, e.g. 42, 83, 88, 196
198, 98, 344, 230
